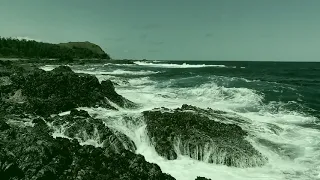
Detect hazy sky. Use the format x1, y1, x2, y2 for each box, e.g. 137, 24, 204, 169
1, 0, 320, 61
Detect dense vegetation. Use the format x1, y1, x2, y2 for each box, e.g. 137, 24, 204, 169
59, 41, 106, 55
0, 37, 110, 60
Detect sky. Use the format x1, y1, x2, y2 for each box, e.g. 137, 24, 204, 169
1, 0, 320, 61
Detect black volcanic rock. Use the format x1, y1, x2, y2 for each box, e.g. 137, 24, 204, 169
49, 109, 137, 153
195, 177, 211, 180
143, 104, 267, 168
0, 112, 175, 180
4, 65, 135, 116
51, 65, 74, 73
0, 62, 176, 180
70, 108, 91, 118
101, 80, 135, 108
0, 118, 10, 131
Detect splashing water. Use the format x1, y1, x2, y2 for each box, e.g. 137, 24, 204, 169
40, 63, 320, 180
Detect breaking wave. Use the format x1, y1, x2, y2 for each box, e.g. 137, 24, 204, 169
104, 69, 159, 75
134, 61, 228, 68
113, 73, 320, 180
40, 65, 159, 75
40, 63, 320, 180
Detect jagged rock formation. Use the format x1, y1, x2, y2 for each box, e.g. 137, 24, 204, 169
143, 104, 267, 168
49, 109, 137, 152
1, 60, 249, 180
0, 63, 136, 116
0, 110, 175, 180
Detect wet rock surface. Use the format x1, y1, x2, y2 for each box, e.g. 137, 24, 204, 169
0, 62, 175, 180
0, 110, 175, 180
143, 104, 268, 168
49, 109, 137, 153
1, 61, 234, 180
195, 177, 212, 180
0, 62, 135, 116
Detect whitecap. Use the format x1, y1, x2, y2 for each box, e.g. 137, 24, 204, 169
134, 61, 228, 68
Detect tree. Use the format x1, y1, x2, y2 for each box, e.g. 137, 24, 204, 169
0, 37, 110, 60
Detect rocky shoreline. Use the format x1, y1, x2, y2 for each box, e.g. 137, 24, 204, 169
0, 60, 266, 180
0, 60, 175, 180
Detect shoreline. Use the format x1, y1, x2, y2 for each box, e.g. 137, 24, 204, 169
0, 58, 136, 65
0, 60, 263, 180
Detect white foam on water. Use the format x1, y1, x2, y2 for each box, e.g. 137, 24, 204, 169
105, 69, 159, 75
41, 64, 320, 180
79, 107, 285, 180
74, 69, 159, 76
134, 61, 228, 68
113, 77, 320, 180
40, 65, 60, 71
39, 65, 159, 76
117, 81, 263, 113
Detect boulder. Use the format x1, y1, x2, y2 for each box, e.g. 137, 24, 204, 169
143, 104, 267, 168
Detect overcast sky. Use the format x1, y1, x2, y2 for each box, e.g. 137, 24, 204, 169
1, 0, 320, 61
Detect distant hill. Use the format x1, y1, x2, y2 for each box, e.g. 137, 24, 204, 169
59, 41, 106, 55
0, 37, 111, 60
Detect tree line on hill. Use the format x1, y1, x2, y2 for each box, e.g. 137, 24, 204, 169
0, 37, 111, 61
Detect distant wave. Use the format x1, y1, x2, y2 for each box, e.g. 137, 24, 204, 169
104, 69, 159, 75
72, 69, 159, 76
134, 61, 228, 68
40, 65, 159, 76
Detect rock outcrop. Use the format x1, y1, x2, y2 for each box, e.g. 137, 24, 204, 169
0, 63, 135, 116
0, 61, 228, 180
195, 177, 212, 180
143, 104, 267, 168
0, 110, 175, 180
49, 109, 137, 153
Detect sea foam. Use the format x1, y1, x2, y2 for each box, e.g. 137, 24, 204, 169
43, 64, 320, 180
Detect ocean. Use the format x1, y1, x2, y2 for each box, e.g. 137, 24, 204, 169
41, 61, 320, 180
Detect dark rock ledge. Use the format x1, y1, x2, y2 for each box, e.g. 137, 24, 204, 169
0, 110, 175, 180
143, 104, 268, 168
0, 61, 254, 180
0, 61, 175, 180
0, 61, 136, 117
